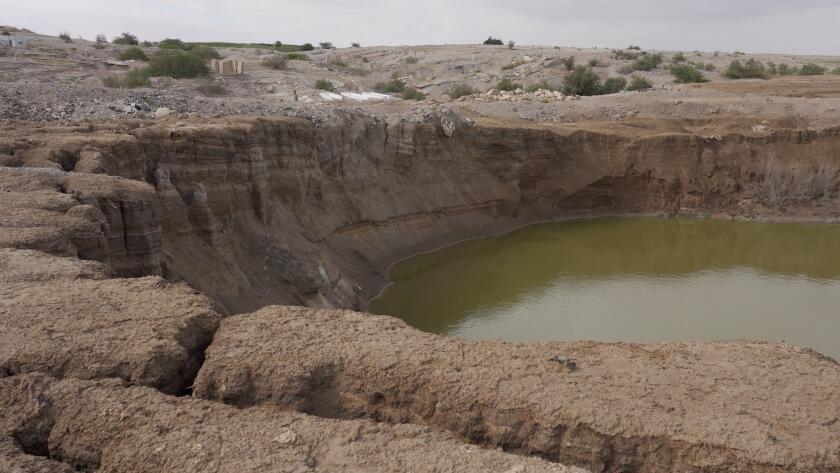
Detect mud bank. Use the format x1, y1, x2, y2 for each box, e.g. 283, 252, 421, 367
2, 114, 839, 313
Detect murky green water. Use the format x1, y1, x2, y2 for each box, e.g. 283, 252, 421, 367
371, 218, 840, 359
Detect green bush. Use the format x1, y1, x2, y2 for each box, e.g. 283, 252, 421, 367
777, 63, 798, 76
376, 76, 407, 93
832, 67, 840, 75
447, 83, 478, 99
285, 52, 310, 61
601, 77, 627, 94
315, 79, 335, 91
262, 54, 288, 70
119, 47, 148, 61
402, 87, 425, 101
112, 33, 139, 45
672, 52, 687, 63
146, 50, 209, 78
483, 36, 503, 45
189, 45, 221, 60
724, 59, 767, 79
59, 32, 72, 43
766, 62, 778, 75
319, 42, 334, 49
562, 66, 602, 96
495, 78, 521, 91
626, 76, 653, 91
631, 53, 663, 71
102, 68, 151, 88
300, 43, 315, 51
799, 63, 826, 75
158, 38, 188, 49
669, 64, 708, 83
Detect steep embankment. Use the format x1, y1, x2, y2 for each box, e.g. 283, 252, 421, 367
2, 114, 838, 313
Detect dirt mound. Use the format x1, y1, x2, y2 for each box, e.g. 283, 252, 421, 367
0, 249, 221, 394
195, 306, 840, 472
0, 373, 585, 473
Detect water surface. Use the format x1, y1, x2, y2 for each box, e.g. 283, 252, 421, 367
371, 218, 840, 359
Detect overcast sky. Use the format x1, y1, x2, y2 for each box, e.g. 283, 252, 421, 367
1, 0, 838, 55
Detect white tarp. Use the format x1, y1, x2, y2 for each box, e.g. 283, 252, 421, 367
319, 92, 343, 101
341, 92, 392, 101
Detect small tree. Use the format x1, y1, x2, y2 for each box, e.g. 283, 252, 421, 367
113, 32, 139, 45
562, 66, 602, 96
601, 77, 627, 94
507, 40, 515, 50
300, 43, 315, 51
626, 76, 653, 91
351, 42, 361, 48
669, 64, 708, 83
319, 42, 335, 49
483, 36, 504, 45
59, 32, 72, 43
95, 34, 107, 44
799, 63, 826, 76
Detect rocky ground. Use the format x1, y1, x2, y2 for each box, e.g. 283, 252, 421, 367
2, 27, 840, 473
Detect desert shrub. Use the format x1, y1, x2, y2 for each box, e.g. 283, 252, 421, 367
611, 49, 639, 60
502, 58, 528, 70
618, 65, 634, 75
495, 78, 521, 91
319, 42, 334, 49
832, 67, 840, 75
189, 45, 221, 60
703, 63, 716, 71
274, 41, 283, 48
562, 66, 602, 96
351, 42, 361, 48
315, 79, 335, 91
285, 52, 310, 61
724, 59, 767, 79
672, 52, 687, 63
119, 47, 148, 61
588, 58, 603, 67
777, 63, 797, 76
483, 36, 503, 45
328, 57, 347, 68
95, 34, 107, 44
146, 50, 209, 78
627, 45, 642, 50
626, 76, 653, 91
559, 56, 575, 71
1, 31, 9, 36
112, 33, 139, 45
632, 53, 663, 71
262, 54, 288, 70
508, 40, 515, 50
300, 43, 315, 51
158, 38, 188, 50
405, 56, 419, 64
102, 68, 151, 88
447, 83, 478, 99
525, 80, 561, 93
376, 76, 407, 93
799, 63, 826, 76
669, 64, 708, 83
601, 77, 627, 94
59, 32, 72, 43
402, 87, 425, 101
757, 160, 836, 208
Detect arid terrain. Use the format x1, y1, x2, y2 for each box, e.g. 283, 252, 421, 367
2, 26, 840, 472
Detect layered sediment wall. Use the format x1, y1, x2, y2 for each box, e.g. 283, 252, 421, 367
2, 115, 839, 312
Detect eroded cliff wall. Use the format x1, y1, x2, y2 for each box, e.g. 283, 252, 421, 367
2, 116, 839, 313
